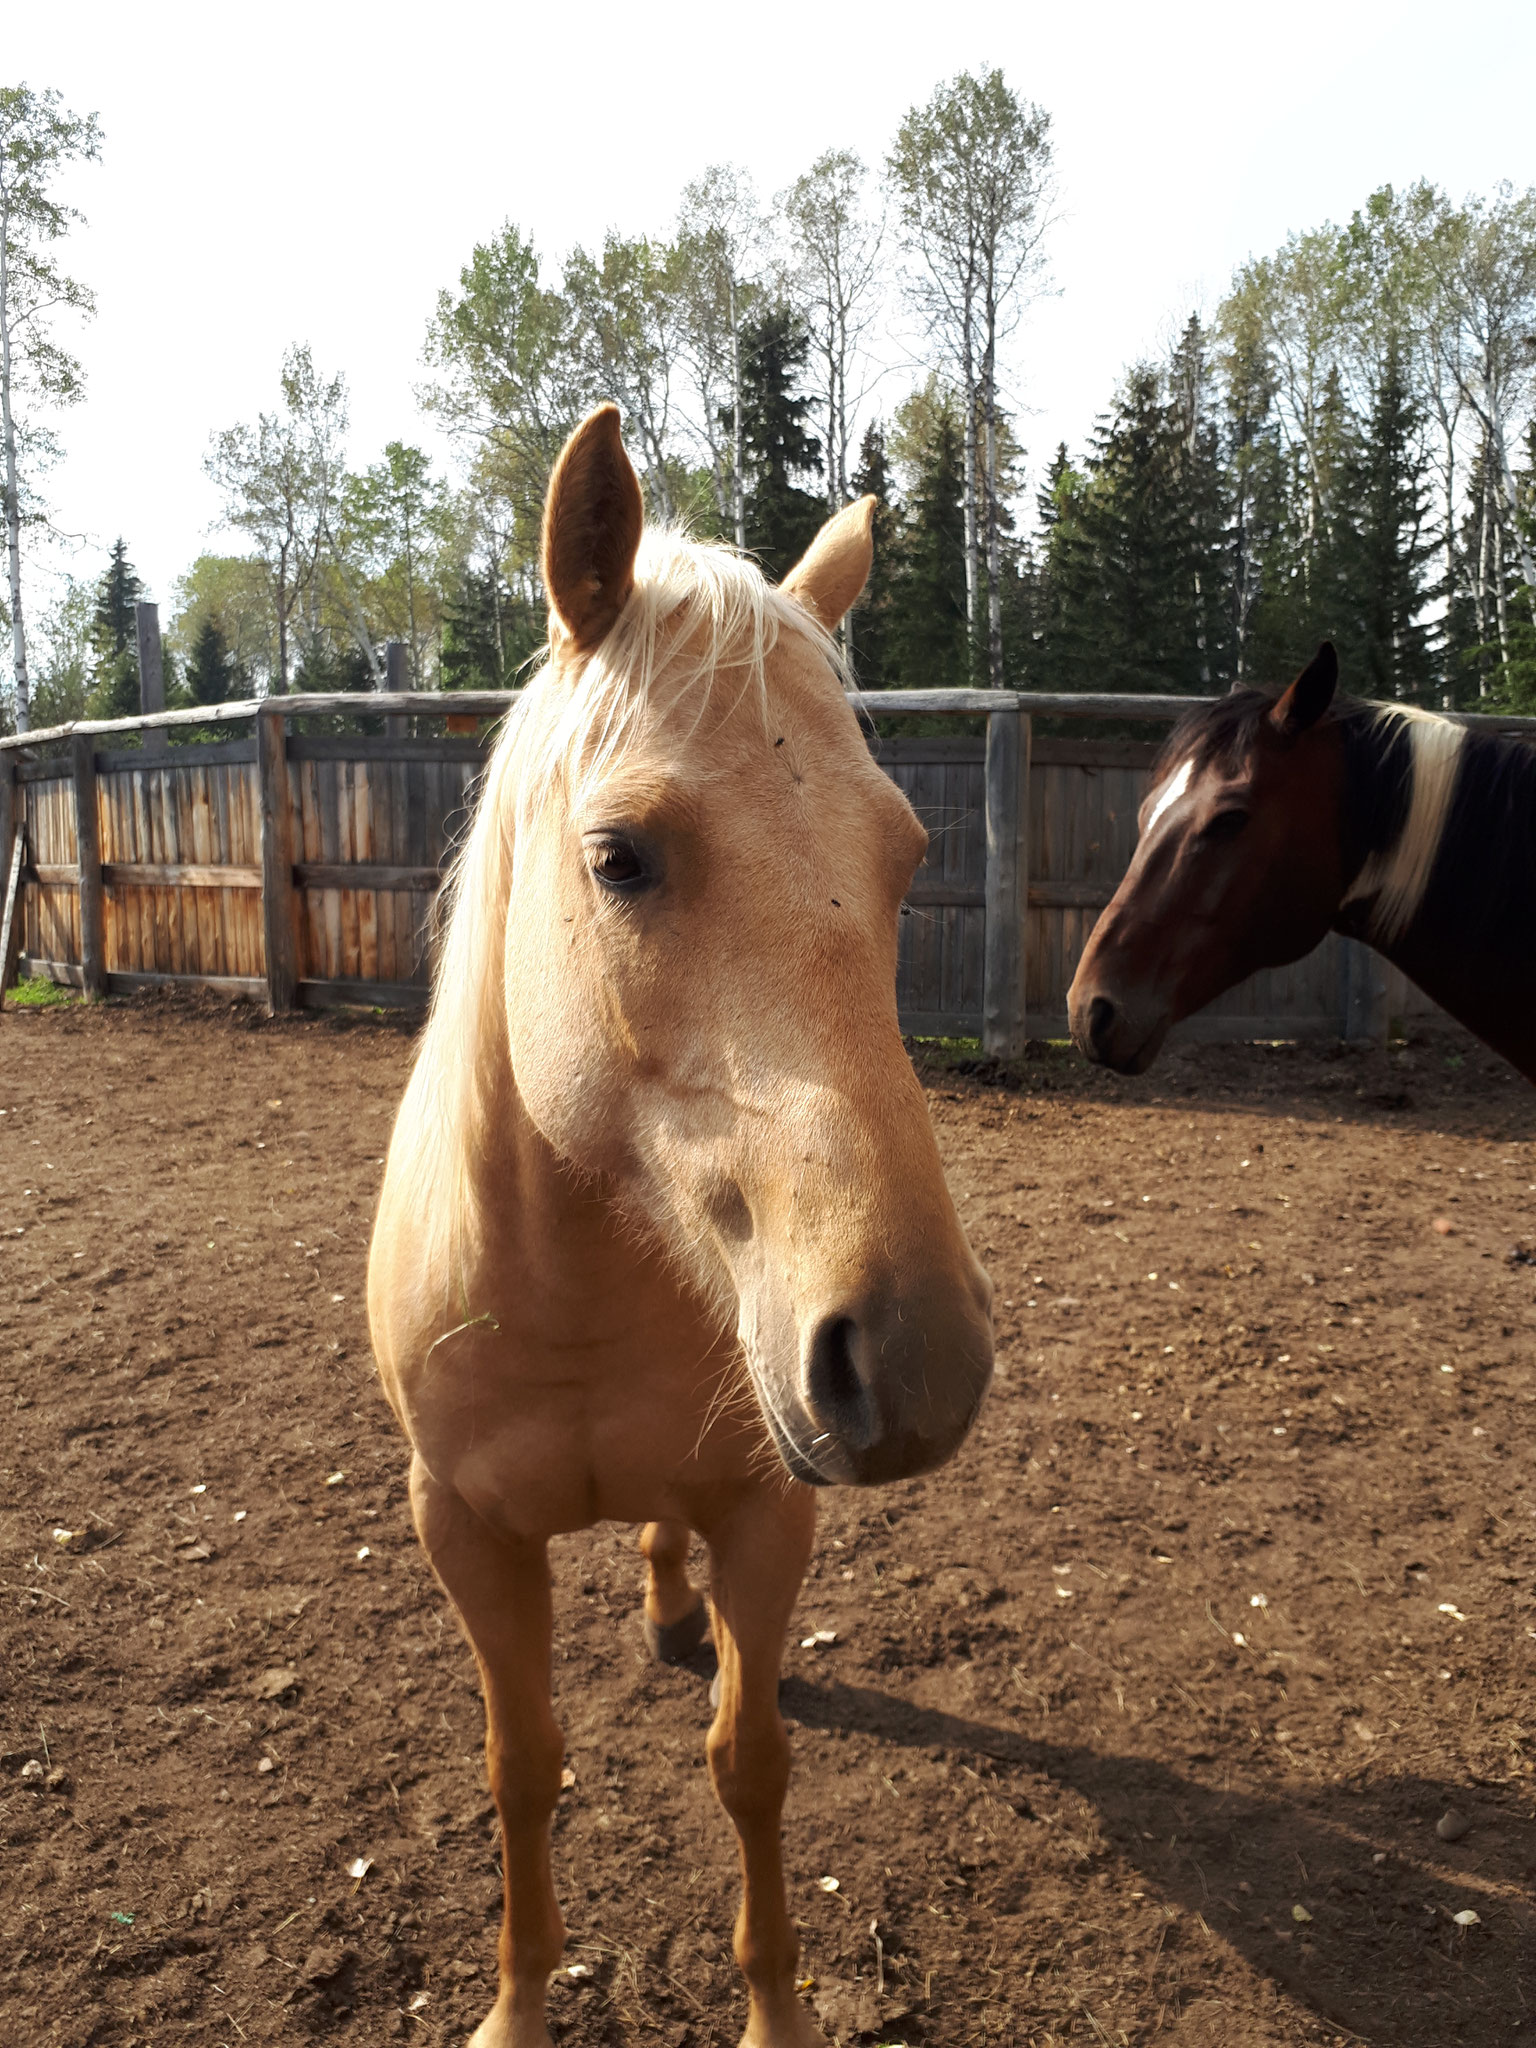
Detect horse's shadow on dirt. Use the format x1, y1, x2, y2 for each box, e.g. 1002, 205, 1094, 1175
781, 1677, 1535, 2046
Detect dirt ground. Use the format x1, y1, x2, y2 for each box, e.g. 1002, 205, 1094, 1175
2, 993, 1534, 2048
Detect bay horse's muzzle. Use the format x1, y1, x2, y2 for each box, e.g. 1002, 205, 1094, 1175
1068, 976, 1173, 1075
768, 1279, 994, 1487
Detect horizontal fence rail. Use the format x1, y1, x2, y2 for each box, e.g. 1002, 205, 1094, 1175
3, 690, 1531, 1046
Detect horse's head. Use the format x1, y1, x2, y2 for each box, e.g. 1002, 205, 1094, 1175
1069, 646, 1349, 1073
498, 406, 993, 1485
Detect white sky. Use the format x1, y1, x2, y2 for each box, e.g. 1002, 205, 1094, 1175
13, 0, 1536, 624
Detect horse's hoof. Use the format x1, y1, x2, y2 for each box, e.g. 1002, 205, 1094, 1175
643, 1598, 709, 1666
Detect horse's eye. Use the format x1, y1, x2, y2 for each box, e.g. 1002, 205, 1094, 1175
1201, 809, 1250, 845
587, 838, 648, 891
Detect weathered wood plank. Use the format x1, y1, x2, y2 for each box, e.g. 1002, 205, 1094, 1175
297, 976, 429, 1011
257, 707, 299, 1014
96, 738, 257, 773
70, 736, 107, 998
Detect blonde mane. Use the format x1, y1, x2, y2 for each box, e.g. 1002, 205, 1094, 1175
1341, 703, 1467, 944
405, 528, 843, 1296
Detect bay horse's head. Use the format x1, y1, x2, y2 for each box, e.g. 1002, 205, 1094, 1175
487, 407, 993, 1484
1069, 646, 1354, 1073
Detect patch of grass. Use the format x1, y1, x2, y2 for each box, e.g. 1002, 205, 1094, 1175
907, 1034, 982, 1059
5, 975, 77, 1009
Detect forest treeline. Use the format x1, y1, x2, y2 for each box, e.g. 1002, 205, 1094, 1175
9, 75, 1536, 731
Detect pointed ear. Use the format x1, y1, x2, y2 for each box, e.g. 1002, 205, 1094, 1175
780, 496, 876, 631
542, 405, 644, 652
1269, 642, 1339, 737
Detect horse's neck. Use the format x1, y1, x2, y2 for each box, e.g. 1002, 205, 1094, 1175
1354, 919, 1536, 1083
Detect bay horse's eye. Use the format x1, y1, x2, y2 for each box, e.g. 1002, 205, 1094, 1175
586, 837, 649, 892
1201, 809, 1250, 845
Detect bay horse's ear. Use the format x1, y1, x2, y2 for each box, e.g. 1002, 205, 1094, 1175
542, 404, 644, 653
1269, 642, 1339, 737
780, 496, 876, 631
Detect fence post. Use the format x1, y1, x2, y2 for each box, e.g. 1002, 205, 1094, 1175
136, 601, 167, 758
0, 756, 21, 1002
71, 735, 107, 999
385, 640, 408, 741
982, 703, 1029, 1059
1338, 935, 1386, 1043
257, 703, 299, 1014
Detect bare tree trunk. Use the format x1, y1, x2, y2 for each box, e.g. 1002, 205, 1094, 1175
729, 274, 746, 551
1491, 429, 1536, 627
273, 542, 291, 696
960, 330, 978, 672
0, 198, 29, 734
323, 525, 385, 687
404, 505, 420, 686
981, 355, 1003, 688
1494, 506, 1512, 677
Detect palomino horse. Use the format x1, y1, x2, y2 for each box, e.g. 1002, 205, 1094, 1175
1068, 643, 1536, 1081
368, 406, 993, 2048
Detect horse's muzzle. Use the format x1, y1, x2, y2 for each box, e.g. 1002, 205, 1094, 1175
768, 1282, 993, 1487
1069, 986, 1170, 1075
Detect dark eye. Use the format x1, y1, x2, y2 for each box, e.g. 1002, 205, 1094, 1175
586, 836, 649, 893
1200, 809, 1250, 845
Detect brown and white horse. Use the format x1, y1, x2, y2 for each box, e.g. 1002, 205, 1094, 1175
1069, 643, 1536, 1081
368, 407, 993, 2048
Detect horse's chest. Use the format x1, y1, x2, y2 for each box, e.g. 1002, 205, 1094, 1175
414, 1356, 754, 1538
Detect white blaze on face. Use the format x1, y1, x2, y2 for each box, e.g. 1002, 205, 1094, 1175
1142, 758, 1193, 841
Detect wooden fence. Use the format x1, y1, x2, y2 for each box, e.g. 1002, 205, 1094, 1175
0, 687, 1514, 1050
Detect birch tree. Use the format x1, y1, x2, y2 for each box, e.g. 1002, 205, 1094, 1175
676, 166, 761, 546
283, 347, 386, 687
0, 87, 101, 733
777, 149, 884, 509
888, 68, 1054, 685
206, 346, 325, 695
565, 234, 687, 520
1423, 184, 1536, 641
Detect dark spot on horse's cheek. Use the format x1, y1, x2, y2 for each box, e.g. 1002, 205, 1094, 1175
831, 899, 840, 908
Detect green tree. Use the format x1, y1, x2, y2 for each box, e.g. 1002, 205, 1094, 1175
886, 379, 968, 690
205, 346, 327, 693
888, 68, 1054, 685
29, 574, 92, 727
0, 87, 101, 732
184, 616, 236, 706
847, 420, 900, 685
1335, 342, 1438, 700
169, 554, 272, 696
735, 305, 824, 581
565, 233, 687, 520
422, 224, 583, 600
85, 537, 143, 718
777, 149, 884, 508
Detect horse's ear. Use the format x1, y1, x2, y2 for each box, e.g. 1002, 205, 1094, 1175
542, 405, 644, 653
1269, 642, 1339, 737
780, 496, 876, 631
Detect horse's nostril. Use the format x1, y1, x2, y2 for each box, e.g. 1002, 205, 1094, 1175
805, 1315, 880, 1454
1087, 995, 1118, 1050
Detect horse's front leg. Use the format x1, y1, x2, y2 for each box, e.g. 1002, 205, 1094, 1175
639, 1517, 710, 1662
704, 1486, 830, 2048
410, 1458, 564, 2048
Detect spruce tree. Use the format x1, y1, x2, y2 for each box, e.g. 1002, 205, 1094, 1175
887, 382, 968, 690
86, 538, 145, 719
1164, 317, 1234, 688
1339, 342, 1437, 702
733, 306, 825, 581
185, 617, 234, 706
848, 421, 900, 687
